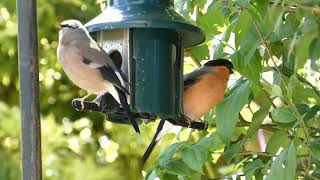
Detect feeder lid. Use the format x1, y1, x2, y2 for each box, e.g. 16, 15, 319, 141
85, 4, 205, 47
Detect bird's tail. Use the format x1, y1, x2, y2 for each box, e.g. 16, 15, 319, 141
141, 119, 166, 165
115, 87, 140, 133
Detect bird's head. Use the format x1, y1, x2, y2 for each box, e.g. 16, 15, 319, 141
60, 20, 83, 30
58, 20, 85, 40
203, 59, 234, 75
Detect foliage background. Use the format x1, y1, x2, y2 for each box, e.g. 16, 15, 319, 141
0, 0, 320, 179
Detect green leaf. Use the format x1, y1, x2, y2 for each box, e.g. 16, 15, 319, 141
190, 44, 209, 61
243, 159, 264, 180
195, 135, 224, 151
174, 0, 191, 17
271, 106, 297, 123
245, 105, 271, 139
233, 10, 251, 49
295, 33, 317, 71
304, 105, 320, 121
287, 75, 300, 100
238, 27, 260, 65
212, 27, 232, 59
231, 51, 262, 84
223, 138, 245, 161
216, 80, 251, 142
256, 0, 268, 18
158, 143, 183, 166
180, 136, 223, 173
235, 0, 250, 8
160, 173, 178, 180
309, 142, 320, 161
181, 146, 207, 173
266, 142, 297, 180
197, 2, 224, 36
266, 131, 290, 154
269, 41, 284, 58
147, 169, 157, 180
264, 84, 282, 98
277, 13, 300, 40
162, 160, 191, 177
310, 37, 320, 61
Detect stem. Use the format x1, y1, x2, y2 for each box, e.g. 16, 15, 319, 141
211, 36, 236, 51
190, 56, 202, 67
269, 1, 320, 13
249, 8, 311, 171
185, 51, 202, 67
219, 118, 281, 132
212, 151, 310, 158
251, 14, 288, 89
204, 162, 215, 179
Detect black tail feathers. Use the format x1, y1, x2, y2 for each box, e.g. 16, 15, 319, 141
116, 87, 140, 133
141, 119, 166, 165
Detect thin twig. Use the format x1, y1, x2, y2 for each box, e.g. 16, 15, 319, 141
212, 151, 309, 158
248, 8, 311, 171
185, 51, 202, 67
251, 15, 287, 88
211, 36, 236, 51
269, 1, 320, 13
211, 120, 281, 132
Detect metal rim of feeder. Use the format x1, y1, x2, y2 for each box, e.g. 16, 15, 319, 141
85, 1, 205, 47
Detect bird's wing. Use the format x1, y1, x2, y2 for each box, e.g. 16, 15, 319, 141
74, 39, 112, 67
77, 53, 129, 94
74, 39, 129, 84
183, 67, 211, 89
96, 65, 129, 95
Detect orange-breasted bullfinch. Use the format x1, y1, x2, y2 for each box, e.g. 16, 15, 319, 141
57, 19, 140, 133
141, 59, 234, 165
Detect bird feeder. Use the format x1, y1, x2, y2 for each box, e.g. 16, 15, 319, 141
74, 0, 205, 127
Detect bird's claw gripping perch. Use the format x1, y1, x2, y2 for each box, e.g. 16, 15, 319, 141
74, 98, 85, 111
72, 99, 101, 112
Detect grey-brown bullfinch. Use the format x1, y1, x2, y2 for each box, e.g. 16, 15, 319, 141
57, 19, 140, 133
141, 59, 234, 165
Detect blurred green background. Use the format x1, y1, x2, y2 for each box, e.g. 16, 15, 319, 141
1, 0, 320, 179
0, 1, 166, 179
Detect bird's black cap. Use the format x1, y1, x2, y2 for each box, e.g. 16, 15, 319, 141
60, 20, 82, 29
204, 59, 234, 74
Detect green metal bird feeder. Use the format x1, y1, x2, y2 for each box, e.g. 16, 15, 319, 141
74, 0, 205, 126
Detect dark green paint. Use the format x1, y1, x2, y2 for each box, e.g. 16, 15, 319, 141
85, 0, 205, 47
86, 0, 204, 123
132, 28, 180, 118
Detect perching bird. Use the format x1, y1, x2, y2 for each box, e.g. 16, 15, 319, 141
141, 59, 234, 164
57, 19, 140, 133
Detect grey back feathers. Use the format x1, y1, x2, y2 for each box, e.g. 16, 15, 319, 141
183, 67, 212, 89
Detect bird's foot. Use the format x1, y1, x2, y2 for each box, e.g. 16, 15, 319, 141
74, 94, 92, 111
204, 121, 208, 129
93, 100, 101, 109
184, 116, 193, 128
74, 98, 85, 111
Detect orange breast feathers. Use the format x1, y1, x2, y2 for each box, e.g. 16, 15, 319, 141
183, 66, 230, 120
